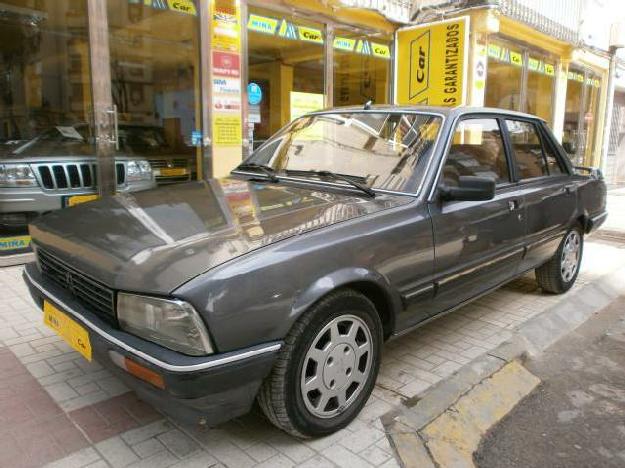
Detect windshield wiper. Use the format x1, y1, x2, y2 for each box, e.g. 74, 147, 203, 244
286, 169, 375, 198
237, 163, 279, 183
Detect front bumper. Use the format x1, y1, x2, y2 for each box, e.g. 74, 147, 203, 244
23, 263, 281, 426
0, 180, 155, 226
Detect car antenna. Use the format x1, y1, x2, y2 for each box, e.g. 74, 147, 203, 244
364, 99, 373, 110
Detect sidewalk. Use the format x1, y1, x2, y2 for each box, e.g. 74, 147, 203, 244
1, 196, 624, 467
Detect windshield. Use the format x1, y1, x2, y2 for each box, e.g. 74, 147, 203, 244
239, 112, 442, 193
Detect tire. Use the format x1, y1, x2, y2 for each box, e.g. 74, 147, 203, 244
535, 226, 584, 294
257, 289, 383, 438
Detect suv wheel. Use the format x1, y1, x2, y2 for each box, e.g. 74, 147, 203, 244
257, 289, 382, 438
535, 226, 583, 293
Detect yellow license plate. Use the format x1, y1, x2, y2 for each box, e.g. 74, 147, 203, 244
43, 301, 92, 361
66, 194, 99, 207
159, 168, 187, 177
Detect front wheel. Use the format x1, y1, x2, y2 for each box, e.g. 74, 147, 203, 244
535, 227, 583, 293
257, 289, 382, 438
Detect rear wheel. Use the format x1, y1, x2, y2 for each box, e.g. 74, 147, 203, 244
535, 227, 583, 293
257, 289, 382, 438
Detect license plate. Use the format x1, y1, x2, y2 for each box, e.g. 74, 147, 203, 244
43, 301, 92, 361
158, 168, 187, 177
65, 194, 99, 207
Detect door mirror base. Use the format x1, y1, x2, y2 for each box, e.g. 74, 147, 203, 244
440, 176, 496, 202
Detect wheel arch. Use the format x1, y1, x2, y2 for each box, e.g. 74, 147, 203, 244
291, 268, 400, 340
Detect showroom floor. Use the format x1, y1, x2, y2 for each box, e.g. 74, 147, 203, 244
2, 193, 625, 468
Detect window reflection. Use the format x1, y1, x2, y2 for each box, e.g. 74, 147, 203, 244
107, 0, 201, 185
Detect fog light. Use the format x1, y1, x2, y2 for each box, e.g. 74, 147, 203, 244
109, 351, 165, 389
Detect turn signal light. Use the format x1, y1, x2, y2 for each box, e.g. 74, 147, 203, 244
109, 351, 165, 389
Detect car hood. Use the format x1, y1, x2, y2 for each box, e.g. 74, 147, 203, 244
29, 178, 410, 293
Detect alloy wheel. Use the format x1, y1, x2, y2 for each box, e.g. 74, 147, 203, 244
560, 230, 581, 282
300, 314, 373, 418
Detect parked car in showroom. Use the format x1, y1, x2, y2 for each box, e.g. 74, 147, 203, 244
117, 124, 197, 185
0, 125, 156, 231
23, 106, 607, 438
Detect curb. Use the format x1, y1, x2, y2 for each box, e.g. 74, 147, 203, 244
383, 265, 625, 467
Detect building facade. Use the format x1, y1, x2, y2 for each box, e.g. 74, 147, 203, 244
0, 0, 620, 259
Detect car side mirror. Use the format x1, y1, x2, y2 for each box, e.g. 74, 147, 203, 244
440, 176, 496, 202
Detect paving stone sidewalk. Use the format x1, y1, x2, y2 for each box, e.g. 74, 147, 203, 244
1, 204, 624, 467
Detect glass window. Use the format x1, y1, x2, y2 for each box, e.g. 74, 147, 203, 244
525, 55, 555, 125
542, 140, 564, 175
246, 112, 442, 193
562, 67, 602, 166
562, 69, 584, 158
485, 42, 523, 111
0, 0, 93, 253
582, 72, 602, 166
443, 118, 509, 187
247, 7, 325, 149
106, 0, 201, 186
506, 120, 548, 179
333, 29, 392, 107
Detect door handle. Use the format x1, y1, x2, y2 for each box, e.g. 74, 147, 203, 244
564, 184, 576, 194
508, 200, 520, 211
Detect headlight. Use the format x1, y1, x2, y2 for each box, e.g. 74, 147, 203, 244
126, 160, 153, 182
0, 164, 38, 187
117, 293, 213, 356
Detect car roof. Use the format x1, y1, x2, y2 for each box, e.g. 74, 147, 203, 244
309, 105, 545, 122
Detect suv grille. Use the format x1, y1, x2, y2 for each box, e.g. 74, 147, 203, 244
147, 158, 188, 169
36, 163, 125, 189
37, 248, 116, 323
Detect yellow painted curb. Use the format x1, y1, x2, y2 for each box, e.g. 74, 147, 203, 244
421, 360, 540, 468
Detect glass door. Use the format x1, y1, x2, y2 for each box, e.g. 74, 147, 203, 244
104, 0, 203, 187
563, 67, 602, 166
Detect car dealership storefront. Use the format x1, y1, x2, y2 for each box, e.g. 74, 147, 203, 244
0, 1, 613, 262
0, 0, 402, 260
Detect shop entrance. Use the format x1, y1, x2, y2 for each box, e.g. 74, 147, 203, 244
562, 67, 602, 166
247, 7, 325, 150
105, 0, 202, 184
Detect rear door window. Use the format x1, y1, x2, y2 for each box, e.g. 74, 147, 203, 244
442, 118, 510, 187
505, 120, 549, 179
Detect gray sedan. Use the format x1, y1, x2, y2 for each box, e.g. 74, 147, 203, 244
23, 106, 607, 437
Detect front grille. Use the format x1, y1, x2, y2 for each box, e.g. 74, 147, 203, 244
36, 163, 125, 189
147, 158, 188, 169
38, 248, 116, 323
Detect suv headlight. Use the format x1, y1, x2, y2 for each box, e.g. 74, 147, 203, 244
126, 160, 153, 182
0, 164, 38, 187
117, 293, 213, 356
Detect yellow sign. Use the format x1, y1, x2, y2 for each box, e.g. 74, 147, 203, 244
298, 26, 324, 44
213, 114, 242, 146
510, 51, 523, 67
247, 14, 277, 35
66, 194, 99, 207
395, 17, 469, 107
290, 91, 325, 120
166, 0, 196, 15
371, 42, 391, 59
0, 235, 31, 251
43, 301, 92, 361
334, 36, 356, 51
212, 0, 241, 53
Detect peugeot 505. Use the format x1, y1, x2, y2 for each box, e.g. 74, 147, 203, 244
23, 106, 607, 437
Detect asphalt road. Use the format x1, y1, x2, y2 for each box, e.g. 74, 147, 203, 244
475, 295, 625, 468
